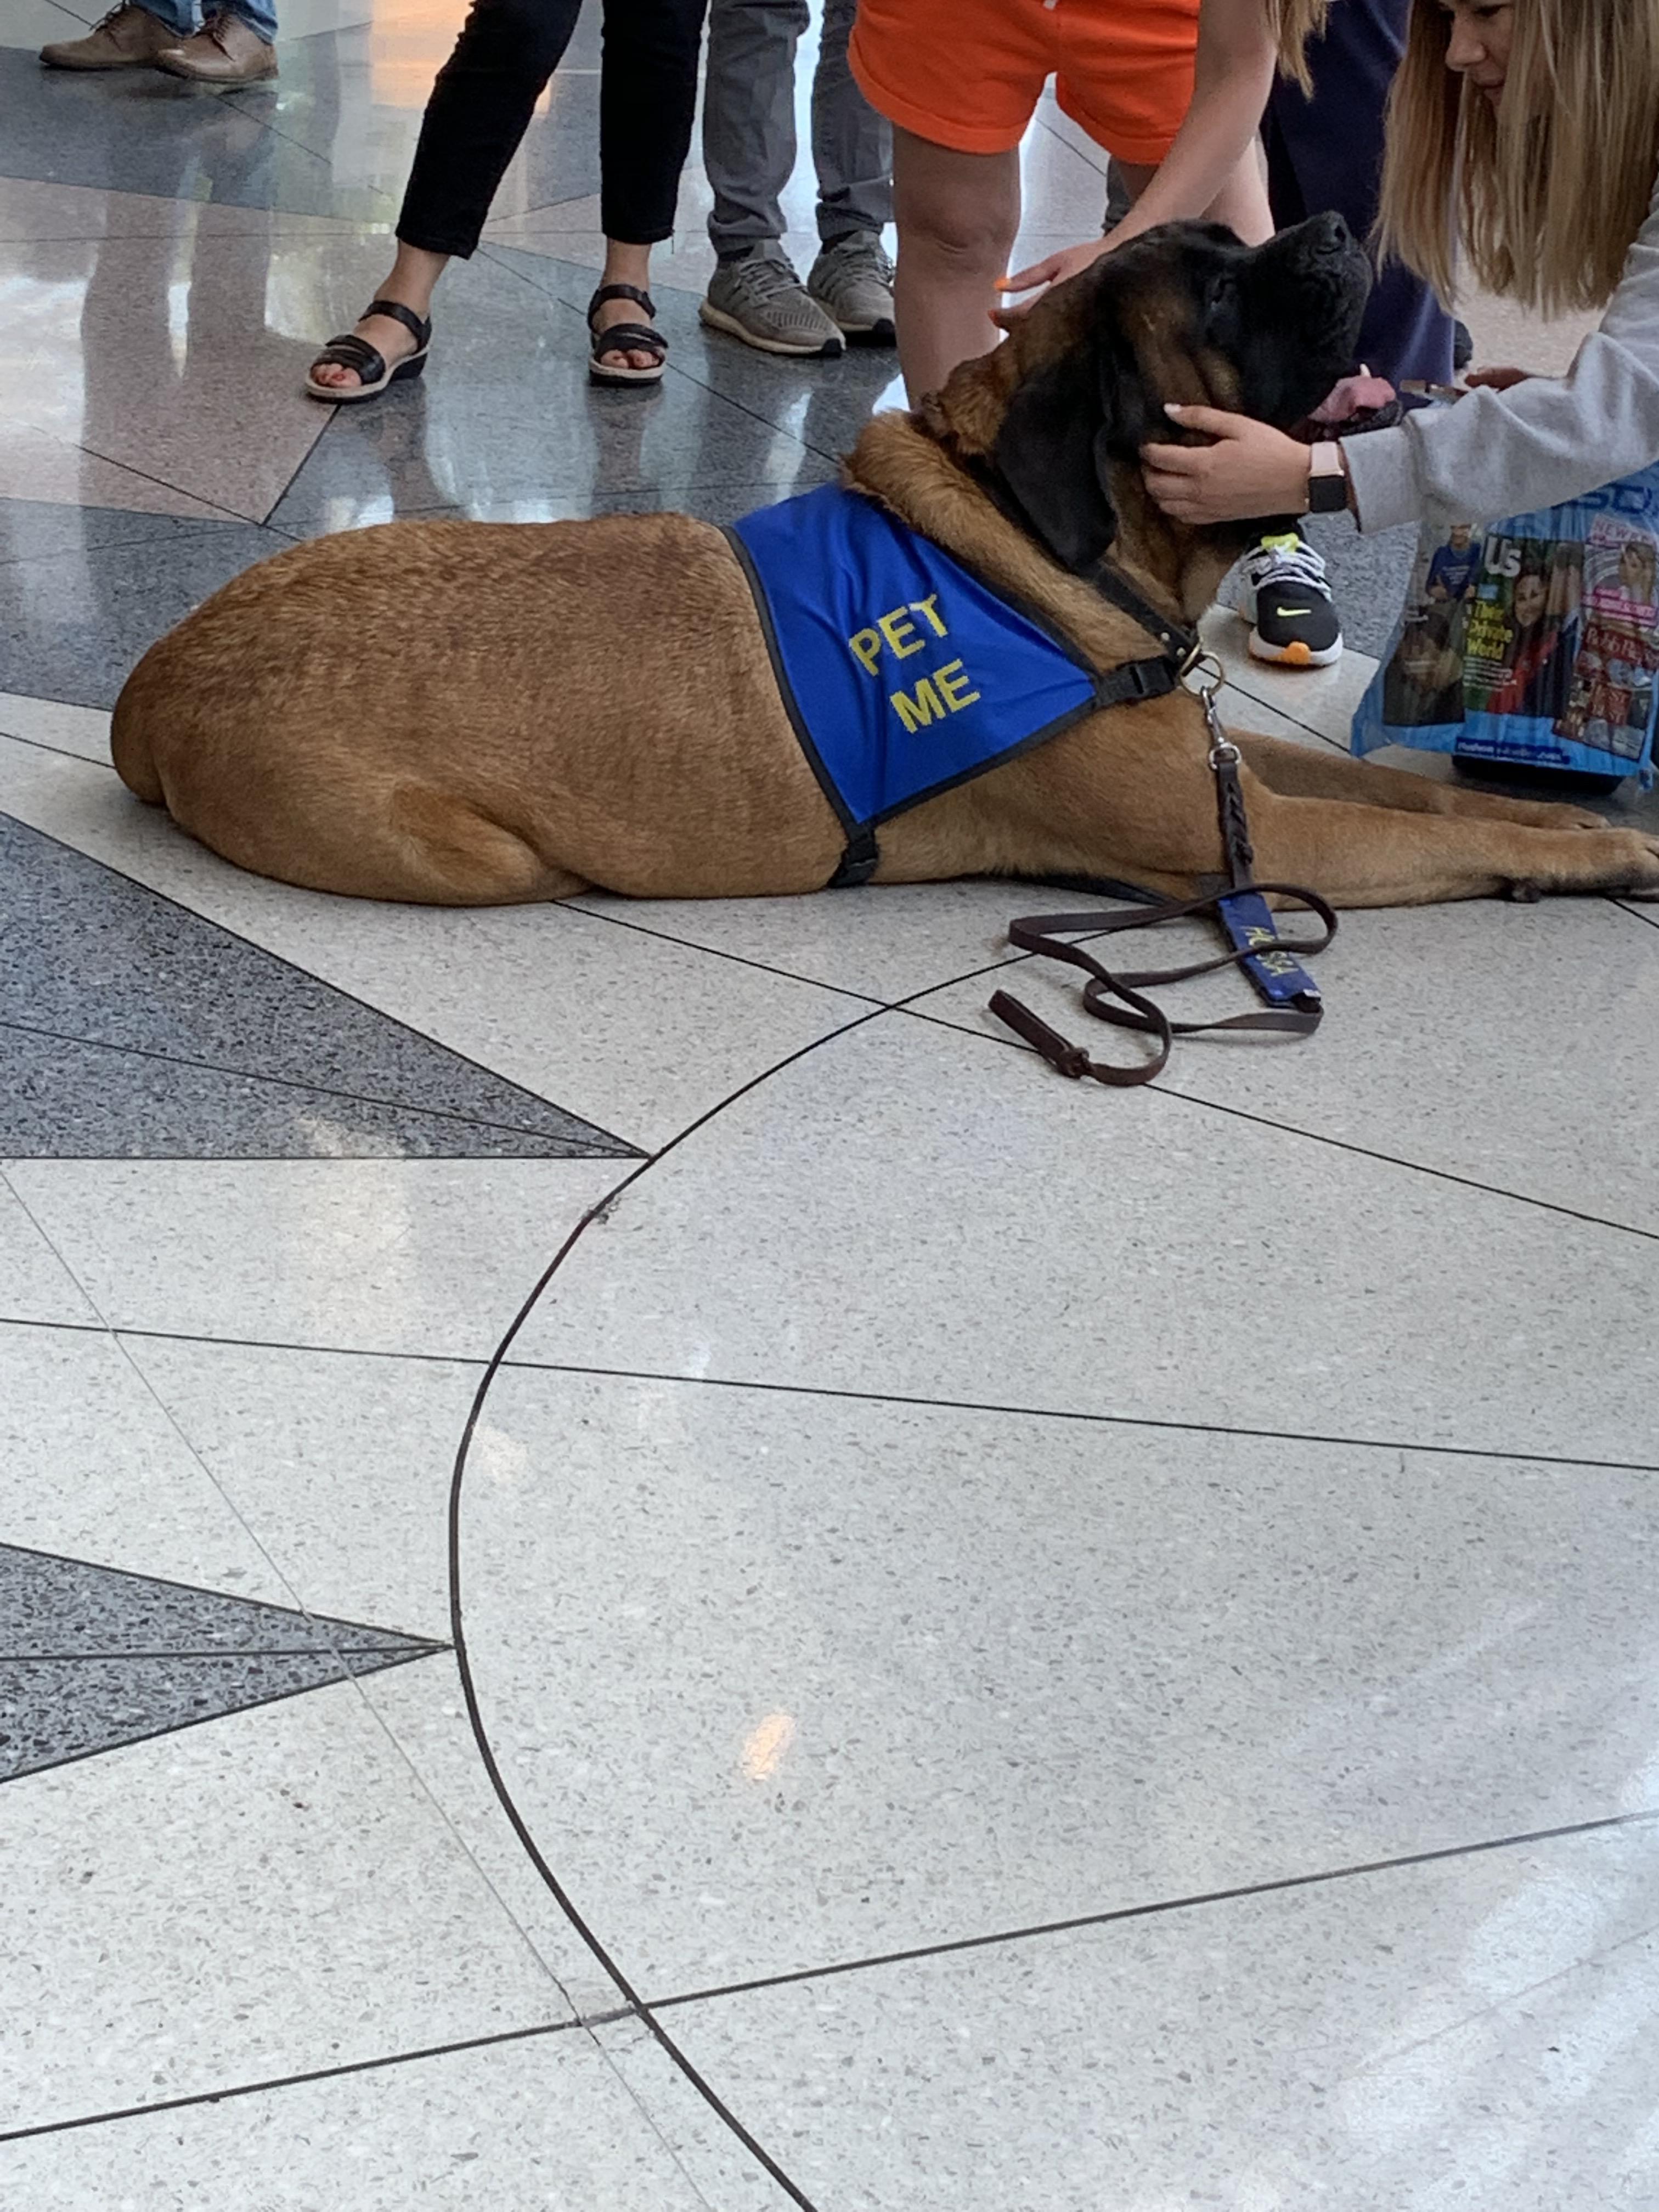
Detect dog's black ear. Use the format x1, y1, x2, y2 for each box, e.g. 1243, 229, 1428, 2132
992, 343, 1118, 573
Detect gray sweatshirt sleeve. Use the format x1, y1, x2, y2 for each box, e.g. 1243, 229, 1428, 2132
1343, 178, 1659, 533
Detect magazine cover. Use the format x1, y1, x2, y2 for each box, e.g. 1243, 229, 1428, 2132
1352, 467, 1659, 787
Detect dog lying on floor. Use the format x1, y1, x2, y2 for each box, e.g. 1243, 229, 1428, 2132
112, 214, 1659, 910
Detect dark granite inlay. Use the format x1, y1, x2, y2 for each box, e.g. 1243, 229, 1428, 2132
0, 1542, 444, 1781
0, 814, 639, 1159
2, 1544, 424, 1656
0, 507, 297, 710
0, 1649, 431, 1780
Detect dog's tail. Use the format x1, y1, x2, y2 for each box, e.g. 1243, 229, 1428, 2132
109, 646, 166, 805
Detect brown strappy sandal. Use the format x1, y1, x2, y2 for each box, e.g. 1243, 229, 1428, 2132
587, 283, 667, 387
305, 299, 432, 404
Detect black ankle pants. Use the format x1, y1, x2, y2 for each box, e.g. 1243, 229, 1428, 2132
397, 0, 707, 257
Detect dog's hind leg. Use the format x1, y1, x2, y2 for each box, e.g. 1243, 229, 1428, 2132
1234, 731, 1610, 832
174, 781, 588, 905
1244, 789, 1659, 907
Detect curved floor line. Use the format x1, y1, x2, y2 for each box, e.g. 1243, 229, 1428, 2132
448, 1003, 907, 2212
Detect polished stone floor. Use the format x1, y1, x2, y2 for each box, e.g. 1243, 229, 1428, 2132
4, 0, 1659, 2203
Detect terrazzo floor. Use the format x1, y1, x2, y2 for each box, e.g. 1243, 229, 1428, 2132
4, 0, 1658, 2203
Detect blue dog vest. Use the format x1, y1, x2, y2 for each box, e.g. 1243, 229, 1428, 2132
727, 485, 1146, 882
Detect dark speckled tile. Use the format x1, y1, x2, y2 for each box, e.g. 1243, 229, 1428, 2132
0, 47, 392, 222
490, 242, 906, 462
0, 1650, 432, 1781
277, 473, 833, 539
267, 255, 831, 534
1302, 510, 1419, 658
0, 504, 293, 709
1, 1026, 636, 1158
2, 1542, 426, 1655
0, 498, 230, 569
0, 814, 639, 1158
227, 26, 602, 218
1, 1541, 443, 1781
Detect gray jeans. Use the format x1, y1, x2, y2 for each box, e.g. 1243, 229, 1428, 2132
702, 0, 892, 258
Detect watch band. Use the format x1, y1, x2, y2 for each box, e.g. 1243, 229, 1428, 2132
1306, 442, 1349, 515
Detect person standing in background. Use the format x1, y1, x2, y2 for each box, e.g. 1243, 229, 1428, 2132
871, 1, 1336, 407
306, 0, 706, 397
41, 0, 276, 86
699, 0, 895, 358
1263, 0, 1455, 389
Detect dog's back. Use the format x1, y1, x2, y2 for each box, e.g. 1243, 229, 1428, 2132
110, 511, 842, 902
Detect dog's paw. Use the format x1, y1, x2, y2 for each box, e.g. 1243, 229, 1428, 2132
1608, 828, 1659, 896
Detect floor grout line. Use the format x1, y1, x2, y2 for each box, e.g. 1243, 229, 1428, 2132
635, 1805, 1659, 2015
0, 2011, 599, 2148
492, 1354, 1659, 1475
895, 995, 1659, 1244
0, 1011, 641, 1158
6, 1793, 1647, 2149
0, 1306, 1653, 1473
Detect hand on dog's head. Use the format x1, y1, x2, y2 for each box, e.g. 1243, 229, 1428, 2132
929, 214, 1371, 575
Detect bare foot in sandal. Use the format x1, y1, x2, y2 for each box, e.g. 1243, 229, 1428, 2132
306, 245, 447, 400
590, 287, 666, 377
588, 244, 668, 386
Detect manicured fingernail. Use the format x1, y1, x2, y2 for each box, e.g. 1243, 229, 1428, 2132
1164, 402, 1186, 417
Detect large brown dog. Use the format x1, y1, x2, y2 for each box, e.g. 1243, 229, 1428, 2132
112, 216, 1659, 909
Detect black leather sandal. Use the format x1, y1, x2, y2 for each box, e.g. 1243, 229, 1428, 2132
588, 283, 667, 387
305, 299, 432, 403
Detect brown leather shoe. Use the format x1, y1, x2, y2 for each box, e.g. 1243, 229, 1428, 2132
40, 2, 178, 67
154, 11, 276, 80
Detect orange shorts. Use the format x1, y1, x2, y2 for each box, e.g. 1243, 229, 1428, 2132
849, 0, 1200, 166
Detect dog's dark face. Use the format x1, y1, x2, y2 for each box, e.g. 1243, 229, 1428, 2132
988, 213, 1373, 574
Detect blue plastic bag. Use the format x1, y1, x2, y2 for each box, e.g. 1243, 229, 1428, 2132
1352, 466, 1659, 789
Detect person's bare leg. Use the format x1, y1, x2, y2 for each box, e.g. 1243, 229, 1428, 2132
309, 241, 448, 392
590, 237, 663, 371
1113, 144, 1272, 244
893, 126, 1020, 404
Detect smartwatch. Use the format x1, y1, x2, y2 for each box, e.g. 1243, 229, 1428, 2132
1306, 442, 1350, 515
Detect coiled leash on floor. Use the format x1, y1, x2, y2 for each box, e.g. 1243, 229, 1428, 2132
990, 650, 1336, 1088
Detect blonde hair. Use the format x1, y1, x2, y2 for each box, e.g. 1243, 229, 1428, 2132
1271, 0, 1333, 89
1378, 0, 1659, 315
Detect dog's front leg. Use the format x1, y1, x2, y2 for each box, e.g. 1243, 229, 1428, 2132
1244, 791, 1659, 907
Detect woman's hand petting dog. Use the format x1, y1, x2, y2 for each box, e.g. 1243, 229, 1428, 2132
1141, 402, 1314, 523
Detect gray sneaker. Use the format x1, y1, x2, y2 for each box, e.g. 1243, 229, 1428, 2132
700, 249, 844, 359
808, 234, 896, 347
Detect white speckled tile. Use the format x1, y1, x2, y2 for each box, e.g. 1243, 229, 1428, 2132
569, 879, 1054, 1003
505, 1013, 1659, 1466
0, 2029, 719, 2210
0, 1321, 296, 1601
119, 1335, 482, 1640
0, 738, 873, 1150
0, 1677, 578, 2135
910, 888, 1659, 1233
0, 1173, 97, 1327
0, 692, 111, 765
443, 1364, 1659, 1992
608, 1821, 1659, 2212
4, 1157, 628, 1357
88, 1333, 641, 2015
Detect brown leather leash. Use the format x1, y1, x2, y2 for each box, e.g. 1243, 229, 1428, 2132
989, 640, 1336, 1088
